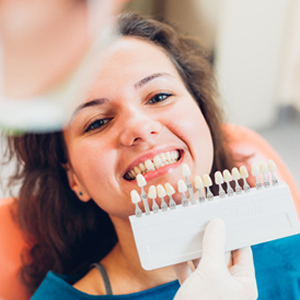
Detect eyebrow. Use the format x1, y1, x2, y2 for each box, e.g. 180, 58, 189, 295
134, 72, 171, 89
70, 72, 172, 122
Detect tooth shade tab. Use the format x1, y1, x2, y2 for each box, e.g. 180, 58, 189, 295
240, 166, 249, 178
165, 183, 175, 195
260, 162, 268, 174
148, 185, 157, 198
182, 164, 191, 177
130, 190, 141, 204
268, 160, 277, 172
194, 175, 204, 189
223, 169, 232, 182
178, 179, 187, 193
203, 174, 212, 187
214, 171, 224, 184
251, 163, 260, 176
136, 174, 147, 187
157, 184, 167, 198
231, 168, 241, 180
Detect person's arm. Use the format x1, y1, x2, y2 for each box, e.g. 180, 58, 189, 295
174, 219, 258, 300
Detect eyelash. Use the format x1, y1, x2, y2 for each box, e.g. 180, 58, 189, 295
84, 92, 173, 133
147, 92, 172, 104
84, 118, 111, 133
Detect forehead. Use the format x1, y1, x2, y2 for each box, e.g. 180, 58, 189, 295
86, 37, 180, 97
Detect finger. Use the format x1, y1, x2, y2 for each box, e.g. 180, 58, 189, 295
231, 247, 254, 269
192, 258, 201, 269
173, 262, 192, 285
199, 218, 226, 268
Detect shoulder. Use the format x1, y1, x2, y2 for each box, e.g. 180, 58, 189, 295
31, 271, 88, 299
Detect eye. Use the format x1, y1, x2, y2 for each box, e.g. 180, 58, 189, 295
85, 118, 111, 133
147, 92, 172, 104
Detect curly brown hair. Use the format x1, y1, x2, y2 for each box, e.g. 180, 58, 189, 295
4, 11, 239, 295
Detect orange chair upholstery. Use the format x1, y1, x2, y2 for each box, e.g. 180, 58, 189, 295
0, 124, 299, 300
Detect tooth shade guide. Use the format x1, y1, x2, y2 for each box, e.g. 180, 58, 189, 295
129, 181, 300, 271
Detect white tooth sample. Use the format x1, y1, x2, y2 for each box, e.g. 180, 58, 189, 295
153, 155, 162, 169
182, 164, 191, 177
136, 174, 147, 187
239, 166, 250, 192
165, 182, 176, 210
139, 163, 146, 172
214, 171, 226, 198
157, 184, 168, 211
130, 190, 142, 217
231, 167, 242, 194
145, 159, 155, 171
223, 169, 234, 196
148, 185, 159, 213
260, 162, 270, 188
134, 166, 141, 175
177, 179, 189, 206
202, 174, 214, 200
214, 171, 224, 184
182, 164, 196, 204
194, 175, 205, 202
268, 159, 278, 186
251, 163, 262, 190
268, 159, 277, 172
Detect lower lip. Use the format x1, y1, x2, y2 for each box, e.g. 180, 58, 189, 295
133, 153, 184, 183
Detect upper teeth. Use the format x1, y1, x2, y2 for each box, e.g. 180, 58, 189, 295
125, 150, 180, 180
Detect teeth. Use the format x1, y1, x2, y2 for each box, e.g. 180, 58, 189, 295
145, 159, 155, 171
139, 163, 146, 172
125, 150, 181, 180
153, 155, 162, 169
134, 166, 141, 175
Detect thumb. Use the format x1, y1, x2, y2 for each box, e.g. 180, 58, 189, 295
199, 218, 227, 268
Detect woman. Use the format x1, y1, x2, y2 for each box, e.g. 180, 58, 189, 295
4, 12, 258, 299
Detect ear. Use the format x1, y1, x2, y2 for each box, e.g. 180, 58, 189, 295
63, 163, 91, 202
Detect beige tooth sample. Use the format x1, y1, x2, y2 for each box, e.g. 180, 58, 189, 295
223, 169, 234, 196
231, 167, 242, 194
130, 190, 142, 217
267, 159, 278, 186
177, 179, 189, 206
165, 182, 176, 209
157, 184, 168, 211
148, 185, 159, 213
145, 159, 155, 171
260, 162, 270, 188
251, 163, 262, 189
153, 155, 162, 169
202, 174, 214, 200
194, 175, 205, 202
214, 171, 226, 198
239, 166, 250, 192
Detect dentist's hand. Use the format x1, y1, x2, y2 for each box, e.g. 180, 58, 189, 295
173, 219, 258, 300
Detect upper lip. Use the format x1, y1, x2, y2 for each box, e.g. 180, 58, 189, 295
123, 147, 182, 178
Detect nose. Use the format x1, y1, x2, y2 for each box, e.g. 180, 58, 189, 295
119, 108, 162, 147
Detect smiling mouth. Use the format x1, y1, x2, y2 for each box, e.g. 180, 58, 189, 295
124, 150, 181, 181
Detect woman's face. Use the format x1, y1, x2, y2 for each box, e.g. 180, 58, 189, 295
64, 37, 214, 219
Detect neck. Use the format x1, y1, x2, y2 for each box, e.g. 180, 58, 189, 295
102, 215, 177, 294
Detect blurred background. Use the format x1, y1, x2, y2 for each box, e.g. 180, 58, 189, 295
1, 0, 300, 198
